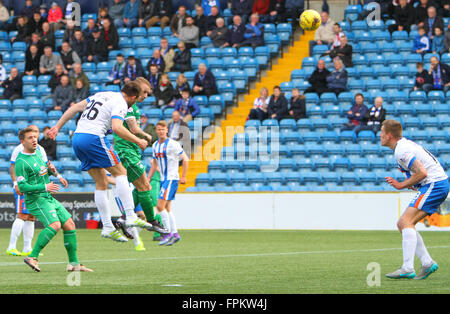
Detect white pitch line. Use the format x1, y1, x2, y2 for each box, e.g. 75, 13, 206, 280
1, 246, 450, 268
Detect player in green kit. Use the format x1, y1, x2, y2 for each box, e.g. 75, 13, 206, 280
113, 77, 168, 243
15, 127, 92, 272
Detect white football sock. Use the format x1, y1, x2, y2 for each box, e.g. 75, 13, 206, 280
415, 231, 433, 266
115, 175, 138, 220
8, 218, 24, 250
128, 227, 140, 246
168, 211, 178, 234
159, 210, 171, 234
94, 190, 115, 232
22, 221, 35, 253
401, 228, 417, 271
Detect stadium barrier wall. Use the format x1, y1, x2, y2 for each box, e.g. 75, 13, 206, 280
0, 192, 449, 231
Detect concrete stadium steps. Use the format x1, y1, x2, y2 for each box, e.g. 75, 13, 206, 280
178, 31, 315, 192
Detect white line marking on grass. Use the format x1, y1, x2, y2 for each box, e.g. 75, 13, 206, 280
161, 284, 184, 287
1, 246, 449, 267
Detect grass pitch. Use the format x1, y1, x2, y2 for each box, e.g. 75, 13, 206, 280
1, 229, 450, 294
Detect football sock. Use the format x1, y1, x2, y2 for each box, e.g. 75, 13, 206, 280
94, 190, 115, 231
153, 213, 163, 238
129, 227, 140, 246
168, 211, 178, 234
63, 230, 79, 266
415, 231, 433, 266
160, 210, 171, 234
401, 228, 417, 271
22, 221, 35, 253
8, 218, 24, 250
138, 190, 155, 221
115, 175, 138, 219
132, 188, 139, 207
29, 226, 57, 259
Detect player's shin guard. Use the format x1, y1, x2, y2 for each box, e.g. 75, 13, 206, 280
94, 190, 115, 231
8, 218, 24, 250
401, 228, 417, 271
22, 221, 35, 253
138, 190, 155, 221
115, 175, 138, 219
29, 226, 57, 259
153, 213, 163, 238
63, 230, 79, 266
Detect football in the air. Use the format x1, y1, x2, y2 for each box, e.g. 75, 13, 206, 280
299, 9, 321, 31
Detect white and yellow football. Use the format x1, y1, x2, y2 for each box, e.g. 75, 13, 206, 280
299, 9, 321, 31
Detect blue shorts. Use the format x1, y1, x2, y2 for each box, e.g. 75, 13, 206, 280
14, 189, 29, 214
72, 133, 121, 171
409, 179, 449, 215
159, 180, 179, 201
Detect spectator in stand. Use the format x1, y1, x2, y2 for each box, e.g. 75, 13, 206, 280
445, 24, 450, 52
70, 29, 86, 61
39, 126, 57, 160
40, 21, 55, 49
140, 113, 157, 141
414, 62, 433, 92
101, 18, 119, 51
432, 27, 446, 54
145, 0, 172, 29
51, 75, 73, 113
29, 11, 45, 35
0, 0, 9, 31
174, 89, 200, 122
413, 26, 431, 55
388, 0, 415, 33
107, 53, 126, 86
341, 93, 369, 132
328, 35, 353, 67
226, 15, 246, 48
25, 44, 41, 76
248, 87, 269, 121
175, 73, 191, 98
310, 11, 334, 55
40, 45, 63, 75
147, 63, 160, 90
202, 0, 221, 16
304, 61, 329, 97
243, 13, 264, 48
331, 23, 345, 49
268, 86, 289, 121
443, 0, 450, 17
154, 74, 176, 108
230, 0, 253, 25
71, 78, 89, 105
28, 32, 44, 56
252, 0, 270, 21
194, 6, 207, 38
170, 5, 187, 36
0, 54, 5, 83
268, 0, 286, 24
119, 0, 139, 29
0, 67, 22, 101
205, 6, 222, 36
325, 58, 348, 95
424, 6, 445, 39
84, 27, 107, 63
70, 63, 90, 90
285, 0, 304, 28
159, 37, 175, 73
20, 0, 36, 20
429, 55, 450, 92
209, 17, 229, 47
354, 96, 386, 135
83, 18, 96, 40
97, 7, 111, 26
138, 0, 154, 28
289, 88, 306, 120
63, 20, 77, 44
110, 0, 126, 28
416, 0, 438, 27
123, 55, 145, 83
168, 110, 189, 141
172, 41, 191, 72
60, 41, 81, 73
147, 49, 166, 73
10, 16, 31, 44
178, 16, 199, 50
193, 63, 218, 96
48, 63, 64, 92
62, 0, 77, 26
39, 4, 48, 20
47, 2, 63, 31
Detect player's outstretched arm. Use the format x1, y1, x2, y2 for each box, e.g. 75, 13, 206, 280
386, 159, 428, 190
180, 152, 189, 184
48, 99, 88, 139
112, 118, 148, 150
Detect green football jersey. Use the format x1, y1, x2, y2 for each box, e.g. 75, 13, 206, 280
114, 103, 141, 154
15, 150, 54, 202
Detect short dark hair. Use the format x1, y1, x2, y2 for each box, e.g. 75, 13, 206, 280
382, 119, 403, 139
121, 81, 141, 98
18, 127, 37, 141
416, 62, 424, 67
355, 93, 364, 99
273, 85, 281, 90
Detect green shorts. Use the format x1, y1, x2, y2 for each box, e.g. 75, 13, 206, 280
118, 150, 146, 183
26, 196, 72, 228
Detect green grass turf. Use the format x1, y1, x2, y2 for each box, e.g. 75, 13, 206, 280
1, 229, 450, 294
